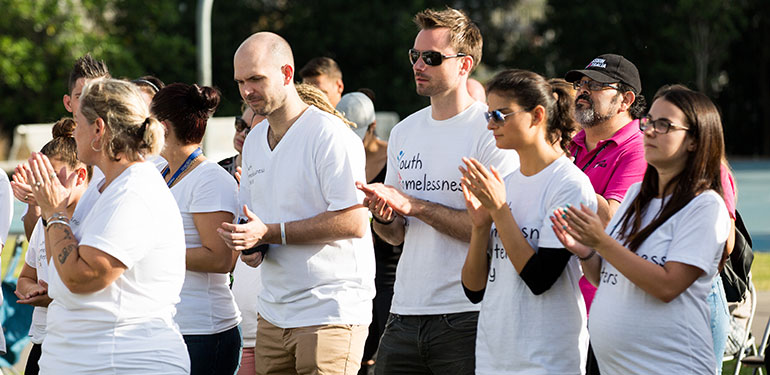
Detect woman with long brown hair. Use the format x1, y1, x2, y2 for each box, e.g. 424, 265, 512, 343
553, 87, 731, 373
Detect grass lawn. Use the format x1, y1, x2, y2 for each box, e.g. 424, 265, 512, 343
753, 252, 770, 292
722, 358, 764, 374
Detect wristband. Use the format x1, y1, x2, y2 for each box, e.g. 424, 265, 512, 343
373, 214, 395, 225
46, 219, 71, 228
46, 212, 69, 223
578, 249, 597, 261
280, 222, 287, 245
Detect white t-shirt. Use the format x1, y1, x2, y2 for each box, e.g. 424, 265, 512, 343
25, 219, 49, 344
40, 162, 189, 374
589, 183, 730, 374
240, 106, 375, 328
476, 156, 594, 375
163, 159, 241, 335
0, 171, 12, 245
385, 101, 519, 315
232, 258, 262, 348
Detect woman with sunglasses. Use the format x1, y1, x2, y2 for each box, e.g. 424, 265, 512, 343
460, 69, 595, 374
552, 87, 730, 374
219, 103, 263, 180
152, 83, 242, 375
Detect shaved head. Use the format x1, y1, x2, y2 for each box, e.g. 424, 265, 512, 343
234, 32, 304, 118
467, 78, 486, 103
235, 32, 294, 71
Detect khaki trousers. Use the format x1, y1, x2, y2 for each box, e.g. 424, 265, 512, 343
254, 315, 368, 375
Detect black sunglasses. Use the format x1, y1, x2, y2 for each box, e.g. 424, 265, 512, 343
484, 109, 527, 124
408, 48, 467, 66
639, 116, 689, 134
235, 117, 250, 134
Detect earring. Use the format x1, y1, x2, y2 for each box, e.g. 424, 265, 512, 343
91, 138, 102, 152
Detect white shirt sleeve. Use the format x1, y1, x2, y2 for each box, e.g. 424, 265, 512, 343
315, 127, 366, 212
79, 191, 153, 269
25, 219, 45, 268
664, 192, 730, 273
189, 167, 239, 217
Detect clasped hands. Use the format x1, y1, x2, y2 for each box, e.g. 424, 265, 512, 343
218, 205, 269, 267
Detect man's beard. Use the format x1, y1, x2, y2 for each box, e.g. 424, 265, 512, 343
574, 92, 620, 128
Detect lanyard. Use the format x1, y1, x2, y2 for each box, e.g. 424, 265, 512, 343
573, 142, 610, 172
162, 147, 202, 187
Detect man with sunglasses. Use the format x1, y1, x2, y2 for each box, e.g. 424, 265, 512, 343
564, 53, 648, 375
356, 8, 518, 375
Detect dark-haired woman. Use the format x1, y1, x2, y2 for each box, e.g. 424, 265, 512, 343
30, 78, 189, 374
460, 69, 596, 374
13, 118, 92, 375
553, 88, 730, 373
151, 82, 242, 375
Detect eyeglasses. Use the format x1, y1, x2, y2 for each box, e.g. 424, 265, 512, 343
484, 109, 527, 124
573, 80, 620, 92
408, 49, 467, 66
639, 116, 690, 134
235, 117, 250, 134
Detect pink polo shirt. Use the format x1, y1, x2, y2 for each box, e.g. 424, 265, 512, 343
570, 119, 647, 202
570, 119, 647, 314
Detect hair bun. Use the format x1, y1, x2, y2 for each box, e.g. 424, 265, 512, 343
188, 84, 221, 113
52, 117, 76, 138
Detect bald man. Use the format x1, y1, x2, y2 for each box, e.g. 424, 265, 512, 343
467, 77, 486, 103
219, 32, 375, 375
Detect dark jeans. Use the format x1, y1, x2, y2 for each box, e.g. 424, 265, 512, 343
184, 325, 243, 375
24, 343, 42, 375
375, 311, 478, 375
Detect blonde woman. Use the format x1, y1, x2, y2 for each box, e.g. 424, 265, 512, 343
28, 78, 189, 374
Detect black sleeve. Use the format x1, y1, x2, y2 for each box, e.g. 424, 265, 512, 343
518, 247, 573, 295
462, 281, 485, 304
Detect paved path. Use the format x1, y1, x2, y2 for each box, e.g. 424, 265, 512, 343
752, 291, 770, 348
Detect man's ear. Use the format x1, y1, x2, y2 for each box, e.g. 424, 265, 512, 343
282, 65, 294, 85
459, 55, 474, 76
619, 91, 636, 113
63, 94, 73, 113
336, 79, 344, 95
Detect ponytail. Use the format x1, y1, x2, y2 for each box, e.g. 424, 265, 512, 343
550, 84, 577, 153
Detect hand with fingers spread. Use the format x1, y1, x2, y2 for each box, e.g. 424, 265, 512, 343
559, 203, 610, 249
11, 163, 37, 205
218, 204, 268, 252
550, 207, 595, 258
25, 152, 75, 219
356, 181, 404, 221
459, 157, 507, 213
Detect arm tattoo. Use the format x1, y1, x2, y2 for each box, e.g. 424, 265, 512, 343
58, 244, 77, 264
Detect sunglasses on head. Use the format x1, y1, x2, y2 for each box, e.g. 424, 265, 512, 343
639, 116, 689, 134
235, 117, 250, 134
483, 109, 527, 124
408, 48, 467, 66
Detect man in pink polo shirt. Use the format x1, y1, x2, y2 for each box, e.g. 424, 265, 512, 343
564, 53, 648, 375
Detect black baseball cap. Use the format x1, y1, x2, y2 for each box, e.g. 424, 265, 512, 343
565, 54, 642, 94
